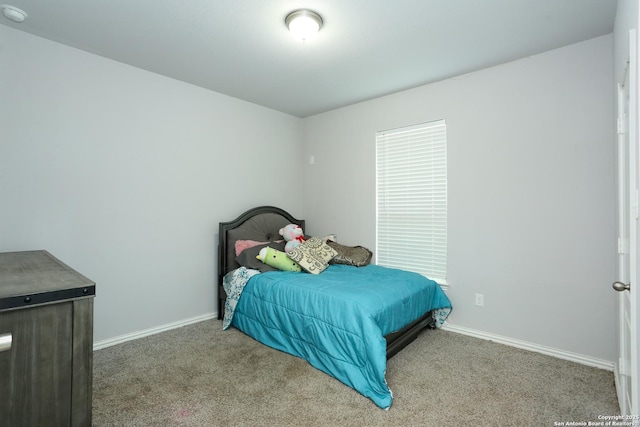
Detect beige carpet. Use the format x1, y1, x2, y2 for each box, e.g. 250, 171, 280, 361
93, 319, 620, 426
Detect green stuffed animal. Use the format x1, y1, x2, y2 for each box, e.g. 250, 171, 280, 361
256, 246, 302, 272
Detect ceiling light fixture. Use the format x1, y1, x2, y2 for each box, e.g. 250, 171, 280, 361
1, 4, 27, 23
285, 9, 323, 41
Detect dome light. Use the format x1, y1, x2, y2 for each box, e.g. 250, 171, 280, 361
1, 4, 27, 23
285, 10, 323, 41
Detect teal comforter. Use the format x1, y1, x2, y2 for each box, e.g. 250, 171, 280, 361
230, 264, 452, 409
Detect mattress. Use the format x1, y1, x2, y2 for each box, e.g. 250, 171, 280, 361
227, 263, 452, 408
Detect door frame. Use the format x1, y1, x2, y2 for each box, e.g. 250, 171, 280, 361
615, 28, 640, 417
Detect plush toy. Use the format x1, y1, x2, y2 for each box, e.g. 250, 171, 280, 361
256, 246, 301, 272
279, 224, 306, 253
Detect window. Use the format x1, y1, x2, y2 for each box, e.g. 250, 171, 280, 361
376, 119, 447, 285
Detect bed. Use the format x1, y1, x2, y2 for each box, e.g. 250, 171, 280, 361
217, 206, 452, 409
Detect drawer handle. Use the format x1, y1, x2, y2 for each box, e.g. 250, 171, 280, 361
0, 334, 12, 352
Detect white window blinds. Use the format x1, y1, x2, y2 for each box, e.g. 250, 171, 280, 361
376, 119, 447, 284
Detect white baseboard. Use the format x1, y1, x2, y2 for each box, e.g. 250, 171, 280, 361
441, 323, 615, 371
93, 312, 217, 351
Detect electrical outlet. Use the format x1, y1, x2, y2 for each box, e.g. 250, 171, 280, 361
475, 293, 484, 307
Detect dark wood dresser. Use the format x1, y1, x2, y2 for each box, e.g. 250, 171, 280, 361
0, 250, 96, 427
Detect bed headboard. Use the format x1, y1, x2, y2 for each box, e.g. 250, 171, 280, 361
218, 206, 305, 285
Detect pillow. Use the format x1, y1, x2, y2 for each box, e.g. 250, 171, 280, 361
287, 237, 338, 274
257, 246, 301, 272
326, 241, 373, 267
235, 239, 268, 256
235, 241, 287, 272
235, 239, 283, 256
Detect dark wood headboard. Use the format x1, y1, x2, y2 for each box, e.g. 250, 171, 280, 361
217, 206, 304, 318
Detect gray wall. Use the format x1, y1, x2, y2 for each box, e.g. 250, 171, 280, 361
0, 24, 619, 363
302, 35, 616, 362
0, 26, 304, 342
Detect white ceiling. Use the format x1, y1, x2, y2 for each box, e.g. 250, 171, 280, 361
0, 0, 618, 117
